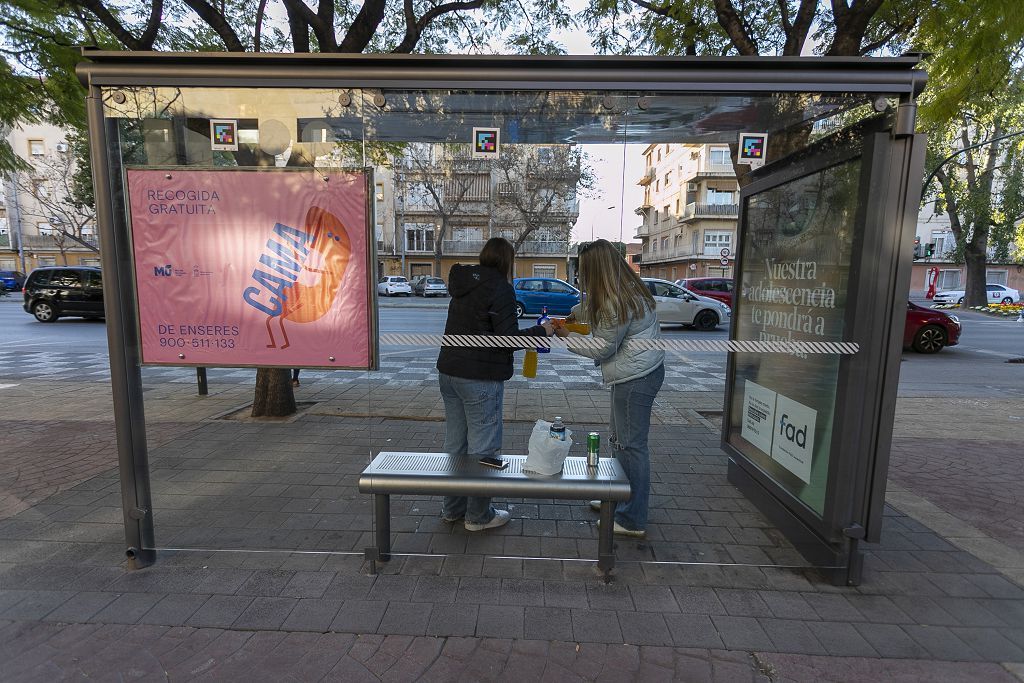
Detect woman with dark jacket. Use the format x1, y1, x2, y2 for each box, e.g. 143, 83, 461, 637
436, 237, 552, 531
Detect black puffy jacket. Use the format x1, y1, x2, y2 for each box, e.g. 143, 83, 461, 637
436, 264, 547, 381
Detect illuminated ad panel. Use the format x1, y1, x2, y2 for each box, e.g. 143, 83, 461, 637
727, 158, 861, 515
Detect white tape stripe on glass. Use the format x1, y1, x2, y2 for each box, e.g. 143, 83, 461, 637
379, 334, 859, 355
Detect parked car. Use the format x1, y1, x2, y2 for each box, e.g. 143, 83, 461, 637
22, 266, 104, 322
675, 276, 734, 307
642, 277, 731, 331
904, 301, 961, 353
0, 270, 26, 292
413, 276, 448, 297
512, 277, 581, 317
377, 275, 412, 297
933, 283, 1020, 305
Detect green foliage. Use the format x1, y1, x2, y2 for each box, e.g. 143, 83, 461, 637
915, 0, 1024, 128
923, 73, 1024, 280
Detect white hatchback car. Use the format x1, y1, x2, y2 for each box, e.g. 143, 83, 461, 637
933, 283, 1020, 305
641, 278, 731, 331
378, 275, 412, 297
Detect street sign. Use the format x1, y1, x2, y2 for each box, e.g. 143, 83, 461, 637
720, 257, 730, 266
720, 247, 731, 258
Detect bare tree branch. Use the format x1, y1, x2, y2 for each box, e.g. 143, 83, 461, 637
338, 0, 387, 52
826, 0, 884, 56
710, 0, 758, 55
631, 0, 672, 17
784, 0, 817, 55
392, 0, 487, 54
181, 0, 245, 51
138, 0, 164, 49
254, 0, 269, 51
77, 0, 145, 50
280, 0, 336, 51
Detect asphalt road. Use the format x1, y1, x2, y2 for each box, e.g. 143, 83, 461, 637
1, 297, 1021, 397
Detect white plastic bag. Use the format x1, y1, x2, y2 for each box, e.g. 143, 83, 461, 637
524, 419, 573, 476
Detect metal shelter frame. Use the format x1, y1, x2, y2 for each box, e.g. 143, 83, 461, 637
77, 51, 926, 580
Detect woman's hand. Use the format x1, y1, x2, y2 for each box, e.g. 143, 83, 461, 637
553, 325, 571, 338
541, 321, 555, 336
565, 313, 576, 324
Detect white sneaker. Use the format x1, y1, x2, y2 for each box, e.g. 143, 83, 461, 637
464, 509, 510, 532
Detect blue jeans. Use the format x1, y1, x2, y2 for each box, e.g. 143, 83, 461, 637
438, 372, 504, 525
609, 364, 664, 531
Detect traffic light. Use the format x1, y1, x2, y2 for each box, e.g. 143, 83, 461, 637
925, 243, 935, 258
913, 237, 921, 259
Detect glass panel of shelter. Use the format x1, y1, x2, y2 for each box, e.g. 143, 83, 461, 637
103, 86, 377, 564
100, 84, 882, 571
359, 89, 629, 567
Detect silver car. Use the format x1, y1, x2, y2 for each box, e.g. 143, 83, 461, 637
414, 276, 448, 297
641, 277, 731, 331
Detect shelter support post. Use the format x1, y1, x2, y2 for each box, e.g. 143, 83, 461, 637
87, 86, 156, 569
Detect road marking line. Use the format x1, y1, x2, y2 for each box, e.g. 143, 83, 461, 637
0, 383, 19, 390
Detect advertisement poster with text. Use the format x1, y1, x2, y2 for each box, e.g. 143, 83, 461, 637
127, 169, 372, 369
727, 157, 862, 515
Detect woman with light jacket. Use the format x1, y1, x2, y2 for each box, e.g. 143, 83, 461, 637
555, 239, 665, 537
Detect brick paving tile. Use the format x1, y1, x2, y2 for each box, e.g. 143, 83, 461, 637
523, 606, 575, 641
710, 615, 774, 651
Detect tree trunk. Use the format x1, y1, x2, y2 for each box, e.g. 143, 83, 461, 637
963, 243, 989, 307
251, 368, 297, 417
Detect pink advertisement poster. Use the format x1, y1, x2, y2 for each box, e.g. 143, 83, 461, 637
126, 169, 373, 369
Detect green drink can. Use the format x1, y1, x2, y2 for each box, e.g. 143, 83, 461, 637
587, 432, 600, 468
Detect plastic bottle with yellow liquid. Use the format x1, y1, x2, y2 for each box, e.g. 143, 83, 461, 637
522, 319, 590, 377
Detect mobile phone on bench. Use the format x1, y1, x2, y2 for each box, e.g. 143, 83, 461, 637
478, 456, 509, 470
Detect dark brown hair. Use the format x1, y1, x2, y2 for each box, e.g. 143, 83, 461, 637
479, 237, 515, 281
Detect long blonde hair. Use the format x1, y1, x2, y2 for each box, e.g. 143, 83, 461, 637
577, 239, 655, 324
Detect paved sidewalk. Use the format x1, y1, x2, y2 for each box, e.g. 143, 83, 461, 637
1, 365, 1023, 679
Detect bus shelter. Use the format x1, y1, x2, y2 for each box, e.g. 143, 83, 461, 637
78, 51, 926, 585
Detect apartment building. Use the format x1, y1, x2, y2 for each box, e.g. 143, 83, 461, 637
634, 142, 739, 283
1, 122, 99, 273
378, 143, 580, 281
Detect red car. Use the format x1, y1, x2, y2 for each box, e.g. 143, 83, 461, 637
904, 301, 961, 353
676, 277, 733, 307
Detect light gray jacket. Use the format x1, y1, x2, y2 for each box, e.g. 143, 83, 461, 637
567, 302, 664, 385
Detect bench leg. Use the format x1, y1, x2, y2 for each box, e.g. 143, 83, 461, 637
374, 493, 391, 562
598, 500, 615, 579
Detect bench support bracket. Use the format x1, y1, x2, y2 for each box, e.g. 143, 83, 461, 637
598, 500, 616, 581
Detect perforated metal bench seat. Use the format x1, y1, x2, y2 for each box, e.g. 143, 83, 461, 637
359, 452, 632, 575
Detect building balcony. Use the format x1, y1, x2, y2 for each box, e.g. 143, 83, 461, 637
642, 246, 732, 264
637, 168, 655, 186
13, 233, 100, 250
441, 239, 569, 256
679, 202, 739, 221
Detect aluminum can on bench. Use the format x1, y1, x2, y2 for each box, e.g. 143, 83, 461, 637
587, 432, 600, 468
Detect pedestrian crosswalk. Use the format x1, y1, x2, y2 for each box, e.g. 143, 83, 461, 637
0, 349, 727, 391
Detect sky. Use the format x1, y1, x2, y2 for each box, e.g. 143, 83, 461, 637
548, 13, 648, 245
574, 144, 647, 245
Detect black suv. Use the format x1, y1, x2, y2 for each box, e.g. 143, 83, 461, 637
23, 266, 104, 322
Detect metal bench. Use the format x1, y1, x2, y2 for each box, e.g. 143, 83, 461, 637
359, 452, 632, 578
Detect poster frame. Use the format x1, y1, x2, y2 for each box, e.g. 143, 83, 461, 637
122, 165, 379, 371
721, 115, 925, 583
